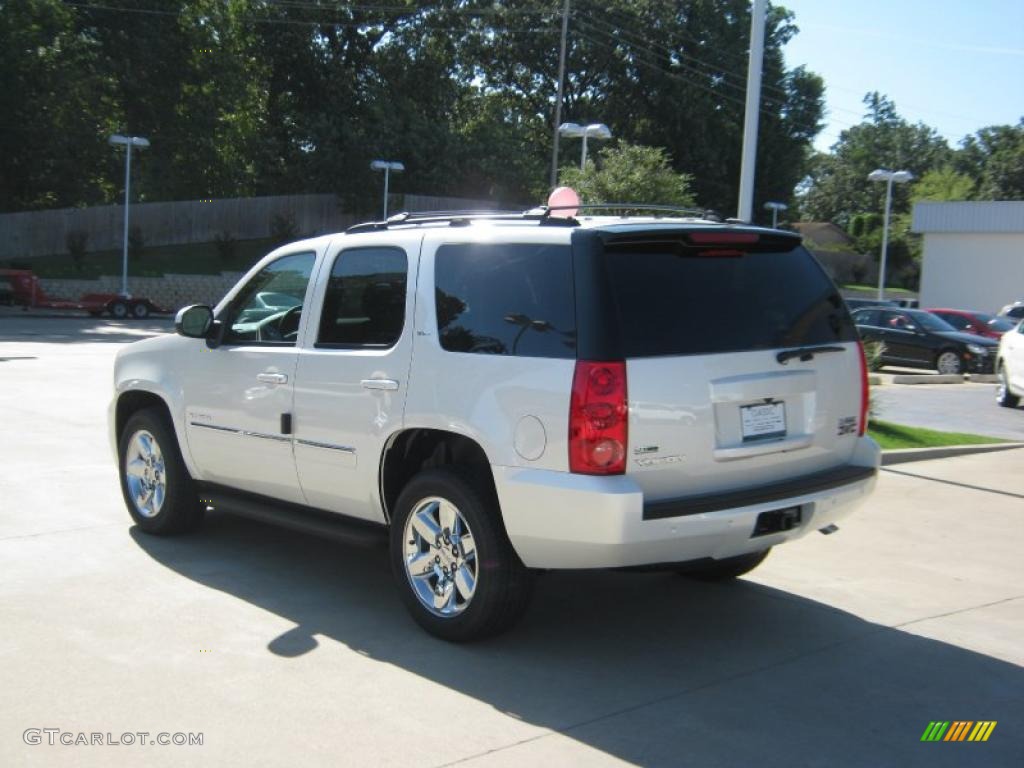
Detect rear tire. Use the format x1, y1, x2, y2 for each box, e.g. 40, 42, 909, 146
118, 407, 204, 535
389, 467, 532, 641
997, 363, 1020, 408
110, 300, 129, 320
676, 549, 771, 581
130, 301, 150, 319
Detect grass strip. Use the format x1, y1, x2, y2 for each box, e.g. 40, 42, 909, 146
869, 419, 1009, 450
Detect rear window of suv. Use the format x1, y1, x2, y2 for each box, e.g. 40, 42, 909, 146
604, 241, 857, 357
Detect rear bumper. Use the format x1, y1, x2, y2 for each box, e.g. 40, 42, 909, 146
494, 437, 881, 569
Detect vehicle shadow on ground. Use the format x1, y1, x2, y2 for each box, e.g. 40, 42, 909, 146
131, 516, 1023, 768
0, 315, 172, 344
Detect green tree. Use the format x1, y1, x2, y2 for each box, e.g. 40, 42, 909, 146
558, 142, 696, 209
956, 120, 1024, 200
911, 167, 976, 203
0, 0, 118, 211
801, 93, 951, 226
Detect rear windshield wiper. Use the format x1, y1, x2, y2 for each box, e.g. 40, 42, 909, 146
776, 345, 846, 365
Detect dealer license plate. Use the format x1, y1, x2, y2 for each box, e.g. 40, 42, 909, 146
741, 401, 786, 442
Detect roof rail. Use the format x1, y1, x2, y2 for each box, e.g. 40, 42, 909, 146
344, 203, 723, 233
346, 209, 537, 234
541, 203, 720, 220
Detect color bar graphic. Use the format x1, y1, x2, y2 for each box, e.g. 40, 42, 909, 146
921, 721, 996, 742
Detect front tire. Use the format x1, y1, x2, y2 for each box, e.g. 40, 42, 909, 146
109, 300, 129, 320
118, 407, 204, 535
997, 363, 1020, 408
935, 349, 963, 375
130, 301, 150, 319
390, 468, 532, 641
676, 549, 771, 581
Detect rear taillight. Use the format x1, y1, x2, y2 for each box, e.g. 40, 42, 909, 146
569, 360, 628, 475
857, 341, 869, 436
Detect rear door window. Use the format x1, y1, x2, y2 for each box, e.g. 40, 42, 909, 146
853, 309, 881, 327
434, 243, 576, 358
604, 242, 857, 357
317, 247, 407, 348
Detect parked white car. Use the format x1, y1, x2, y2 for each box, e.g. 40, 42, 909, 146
996, 317, 1024, 408
110, 207, 880, 640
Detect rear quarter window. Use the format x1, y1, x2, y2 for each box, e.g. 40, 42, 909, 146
604, 241, 857, 357
434, 243, 576, 358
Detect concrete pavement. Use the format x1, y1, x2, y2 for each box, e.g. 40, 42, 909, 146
2, 317, 1022, 767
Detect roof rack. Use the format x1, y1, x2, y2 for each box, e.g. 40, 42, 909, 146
346, 210, 544, 234
344, 203, 723, 233
541, 203, 721, 221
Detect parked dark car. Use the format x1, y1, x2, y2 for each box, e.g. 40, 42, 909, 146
926, 308, 1016, 340
0, 275, 13, 306
844, 297, 899, 312
852, 307, 998, 374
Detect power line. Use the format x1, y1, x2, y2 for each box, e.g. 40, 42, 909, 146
580, 7, 793, 103
573, 22, 829, 139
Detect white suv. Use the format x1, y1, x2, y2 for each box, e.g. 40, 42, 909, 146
110, 208, 880, 640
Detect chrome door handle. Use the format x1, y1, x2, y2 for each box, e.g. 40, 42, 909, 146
361, 378, 399, 391
256, 372, 288, 385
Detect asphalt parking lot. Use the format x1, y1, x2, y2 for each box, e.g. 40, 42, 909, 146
874, 381, 1024, 442
2, 316, 1023, 767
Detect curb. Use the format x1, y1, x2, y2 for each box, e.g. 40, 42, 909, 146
891, 374, 966, 385
881, 442, 1024, 465
877, 372, 999, 385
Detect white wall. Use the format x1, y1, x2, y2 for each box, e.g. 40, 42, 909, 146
919, 232, 1024, 312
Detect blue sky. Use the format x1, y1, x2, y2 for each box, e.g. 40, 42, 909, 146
778, 0, 1024, 151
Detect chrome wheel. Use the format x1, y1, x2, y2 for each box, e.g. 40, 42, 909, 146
124, 429, 167, 518
936, 351, 962, 375
402, 496, 478, 617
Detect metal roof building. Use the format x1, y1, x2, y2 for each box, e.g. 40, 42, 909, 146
912, 201, 1024, 312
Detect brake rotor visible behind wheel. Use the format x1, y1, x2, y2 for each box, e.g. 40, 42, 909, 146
390, 467, 532, 641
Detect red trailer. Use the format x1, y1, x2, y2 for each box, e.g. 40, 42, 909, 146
0, 269, 169, 319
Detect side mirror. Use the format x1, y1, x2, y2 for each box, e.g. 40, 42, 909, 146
175, 304, 214, 339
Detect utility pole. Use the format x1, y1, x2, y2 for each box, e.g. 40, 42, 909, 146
737, 0, 766, 222
549, 0, 571, 188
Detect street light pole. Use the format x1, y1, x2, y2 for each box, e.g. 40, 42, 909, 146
558, 122, 612, 169
122, 142, 132, 296
764, 201, 787, 229
868, 168, 913, 302
108, 134, 150, 298
370, 160, 405, 219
